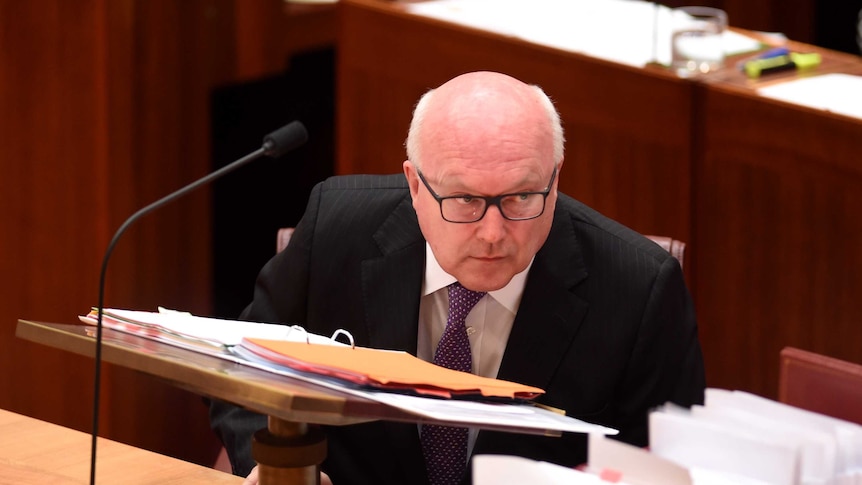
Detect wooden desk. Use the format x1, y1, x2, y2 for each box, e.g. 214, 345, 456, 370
0, 407, 240, 484
692, 50, 862, 397
17, 319, 582, 483
335, 0, 862, 400
15, 320, 403, 485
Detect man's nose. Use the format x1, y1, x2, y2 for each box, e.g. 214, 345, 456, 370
476, 204, 506, 242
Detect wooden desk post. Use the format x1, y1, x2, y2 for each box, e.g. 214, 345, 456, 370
253, 418, 327, 484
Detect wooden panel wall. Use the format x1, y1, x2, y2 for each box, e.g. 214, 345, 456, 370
694, 85, 862, 398
0, 0, 296, 468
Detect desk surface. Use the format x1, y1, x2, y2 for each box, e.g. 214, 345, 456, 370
0, 408, 241, 484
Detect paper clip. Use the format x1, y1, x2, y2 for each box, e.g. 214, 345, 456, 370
285, 324, 311, 344
330, 328, 356, 348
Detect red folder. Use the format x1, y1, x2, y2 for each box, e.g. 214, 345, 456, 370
241, 337, 544, 400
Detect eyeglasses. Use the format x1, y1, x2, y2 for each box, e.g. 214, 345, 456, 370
417, 167, 557, 223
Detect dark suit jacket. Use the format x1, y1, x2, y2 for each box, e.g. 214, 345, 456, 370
209, 174, 705, 484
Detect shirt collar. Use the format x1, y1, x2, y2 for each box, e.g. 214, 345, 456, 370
422, 242, 531, 314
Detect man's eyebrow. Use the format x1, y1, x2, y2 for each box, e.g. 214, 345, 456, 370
437, 174, 544, 196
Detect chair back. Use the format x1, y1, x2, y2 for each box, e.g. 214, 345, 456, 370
276, 227, 295, 254
779, 346, 862, 424
645, 235, 686, 270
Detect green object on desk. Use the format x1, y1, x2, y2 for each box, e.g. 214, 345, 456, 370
744, 52, 822, 78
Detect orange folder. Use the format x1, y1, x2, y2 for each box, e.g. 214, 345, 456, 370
241, 337, 544, 400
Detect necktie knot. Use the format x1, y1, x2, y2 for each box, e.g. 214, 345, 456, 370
447, 282, 486, 321
433, 283, 486, 373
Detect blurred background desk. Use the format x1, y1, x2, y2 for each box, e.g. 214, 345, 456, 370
692, 49, 862, 396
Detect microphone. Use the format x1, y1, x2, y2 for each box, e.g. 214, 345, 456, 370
88, 121, 308, 484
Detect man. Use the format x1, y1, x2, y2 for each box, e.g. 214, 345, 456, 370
210, 71, 705, 484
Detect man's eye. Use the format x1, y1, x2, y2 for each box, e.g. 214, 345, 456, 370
457, 196, 474, 204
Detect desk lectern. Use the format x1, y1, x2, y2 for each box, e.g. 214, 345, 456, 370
15, 320, 419, 485
16, 319, 596, 485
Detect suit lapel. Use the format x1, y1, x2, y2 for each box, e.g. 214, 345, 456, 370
358, 199, 589, 482
360, 195, 429, 483
496, 211, 589, 392
361, 196, 425, 353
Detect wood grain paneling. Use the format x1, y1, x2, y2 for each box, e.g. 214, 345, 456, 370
0, 0, 278, 468
694, 84, 862, 398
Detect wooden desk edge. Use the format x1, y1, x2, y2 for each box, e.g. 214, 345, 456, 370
14, 319, 380, 427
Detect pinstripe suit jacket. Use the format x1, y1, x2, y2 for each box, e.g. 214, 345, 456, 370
210, 174, 705, 484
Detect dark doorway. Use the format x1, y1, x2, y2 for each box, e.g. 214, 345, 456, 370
210, 48, 335, 320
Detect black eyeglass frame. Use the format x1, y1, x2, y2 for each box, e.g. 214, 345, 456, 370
416, 166, 558, 223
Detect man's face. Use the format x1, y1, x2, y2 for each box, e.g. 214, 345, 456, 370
404, 145, 559, 293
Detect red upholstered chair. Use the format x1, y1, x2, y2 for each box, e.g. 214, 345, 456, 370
644, 235, 686, 270
213, 227, 297, 474
213, 446, 232, 473
276, 227, 295, 254
778, 347, 862, 425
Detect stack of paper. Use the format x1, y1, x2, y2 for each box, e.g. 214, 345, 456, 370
649, 389, 862, 485
473, 455, 616, 485
481, 396, 862, 485
79, 307, 342, 354
78, 308, 620, 437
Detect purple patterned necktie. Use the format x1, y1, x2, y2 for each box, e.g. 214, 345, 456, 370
421, 282, 486, 485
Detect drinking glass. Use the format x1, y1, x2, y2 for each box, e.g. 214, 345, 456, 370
671, 6, 728, 77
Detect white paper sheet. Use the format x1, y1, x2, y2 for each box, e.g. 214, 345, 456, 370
757, 73, 862, 120
588, 433, 693, 485
473, 454, 611, 484
649, 410, 800, 485
404, 0, 762, 67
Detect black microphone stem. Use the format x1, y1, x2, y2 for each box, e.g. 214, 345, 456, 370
90, 148, 267, 483
89, 146, 266, 484
88, 119, 306, 484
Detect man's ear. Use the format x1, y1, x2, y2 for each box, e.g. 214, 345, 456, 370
553, 159, 564, 193
403, 160, 420, 201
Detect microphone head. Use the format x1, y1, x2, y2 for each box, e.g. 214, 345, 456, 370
262, 121, 309, 157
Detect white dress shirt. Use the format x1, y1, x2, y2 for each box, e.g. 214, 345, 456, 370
417, 242, 531, 457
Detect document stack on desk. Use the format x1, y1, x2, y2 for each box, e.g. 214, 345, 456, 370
79, 307, 340, 354
475, 388, 862, 484
648, 388, 862, 485
79, 308, 618, 437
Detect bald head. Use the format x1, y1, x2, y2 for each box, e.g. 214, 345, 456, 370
401, 72, 565, 292
406, 71, 564, 170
